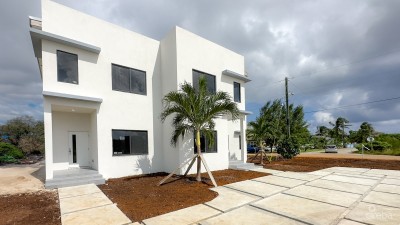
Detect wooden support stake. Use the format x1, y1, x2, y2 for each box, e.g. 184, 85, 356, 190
158, 155, 197, 186
199, 154, 218, 187
183, 156, 197, 176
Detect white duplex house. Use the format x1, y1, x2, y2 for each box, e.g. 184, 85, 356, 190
30, 0, 252, 188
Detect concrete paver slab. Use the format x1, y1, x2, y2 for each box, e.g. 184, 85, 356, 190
333, 172, 381, 180
250, 168, 284, 174
275, 172, 320, 181
306, 179, 371, 194
386, 175, 400, 180
322, 174, 378, 186
252, 193, 347, 224
225, 180, 287, 197
253, 175, 306, 188
329, 167, 370, 173
199, 205, 305, 225
284, 185, 361, 207
61, 204, 131, 225
374, 184, 400, 195
142, 204, 220, 225
307, 171, 332, 176
362, 191, 400, 208
381, 178, 400, 186
365, 169, 400, 177
346, 202, 400, 225
58, 183, 101, 199
205, 187, 260, 212
337, 219, 366, 225
60, 192, 113, 214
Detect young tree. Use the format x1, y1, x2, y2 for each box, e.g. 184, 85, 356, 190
160, 77, 239, 186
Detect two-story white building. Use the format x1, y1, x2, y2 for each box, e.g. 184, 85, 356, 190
30, 0, 251, 188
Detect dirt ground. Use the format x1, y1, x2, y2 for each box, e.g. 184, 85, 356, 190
249, 156, 400, 172
0, 161, 45, 195
99, 169, 267, 222
0, 191, 61, 225
0, 161, 61, 225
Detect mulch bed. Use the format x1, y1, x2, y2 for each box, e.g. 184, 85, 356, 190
98, 169, 267, 222
0, 191, 61, 225
249, 156, 400, 172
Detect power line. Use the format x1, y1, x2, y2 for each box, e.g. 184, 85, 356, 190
304, 96, 400, 114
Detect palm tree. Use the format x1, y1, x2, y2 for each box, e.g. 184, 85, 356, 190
159, 77, 239, 186
247, 116, 271, 164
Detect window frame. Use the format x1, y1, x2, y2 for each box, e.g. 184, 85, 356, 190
57, 50, 79, 84
234, 82, 241, 103
111, 63, 147, 96
192, 69, 216, 94
112, 129, 149, 156
194, 131, 218, 154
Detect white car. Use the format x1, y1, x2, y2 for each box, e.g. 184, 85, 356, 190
325, 145, 338, 153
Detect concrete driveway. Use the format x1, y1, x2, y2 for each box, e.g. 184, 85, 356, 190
142, 167, 400, 225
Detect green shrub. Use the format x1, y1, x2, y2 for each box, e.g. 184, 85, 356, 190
355, 141, 391, 151
277, 137, 300, 159
0, 155, 17, 163
0, 142, 23, 159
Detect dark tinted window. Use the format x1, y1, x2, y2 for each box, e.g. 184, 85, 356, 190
112, 64, 146, 95
234, 82, 241, 102
194, 131, 218, 153
192, 70, 216, 93
112, 130, 148, 155
57, 50, 78, 84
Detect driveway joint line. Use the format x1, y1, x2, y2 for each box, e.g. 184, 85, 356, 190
61, 202, 114, 215
333, 174, 385, 225
248, 204, 313, 225
281, 192, 349, 208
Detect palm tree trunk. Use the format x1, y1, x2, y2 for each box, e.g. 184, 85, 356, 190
196, 130, 202, 182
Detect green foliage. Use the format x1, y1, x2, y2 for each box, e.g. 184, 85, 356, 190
0, 155, 17, 163
161, 77, 239, 148
277, 137, 300, 159
375, 134, 400, 149
250, 100, 310, 148
355, 141, 391, 151
0, 142, 23, 159
0, 115, 44, 154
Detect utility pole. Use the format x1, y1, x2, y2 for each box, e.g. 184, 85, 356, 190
285, 77, 290, 139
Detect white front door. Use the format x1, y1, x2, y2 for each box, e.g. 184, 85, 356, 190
68, 132, 90, 167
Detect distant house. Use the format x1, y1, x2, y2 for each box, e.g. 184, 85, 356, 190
29, 0, 251, 187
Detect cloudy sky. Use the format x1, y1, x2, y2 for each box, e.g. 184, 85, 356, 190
1, 0, 400, 134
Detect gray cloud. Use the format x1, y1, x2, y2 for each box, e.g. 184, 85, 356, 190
1, 0, 399, 134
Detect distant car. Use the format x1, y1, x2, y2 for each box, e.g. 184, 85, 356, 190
247, 144, 259, 153
325, 145, 338, 153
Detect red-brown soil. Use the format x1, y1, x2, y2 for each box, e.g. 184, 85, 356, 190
99, 169, 267, 222
0, 191, 61, 225
249, 156, 400, 172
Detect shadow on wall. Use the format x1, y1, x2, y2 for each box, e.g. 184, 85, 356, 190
230, 152, 238, 161
135, 155, 152, 174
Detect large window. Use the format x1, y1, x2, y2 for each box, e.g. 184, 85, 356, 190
57, 50, 78, 84
112, 64, 147, 95
192, 70, 216, 94
234, 82, 241, 102
112, 130, 148, 155
194, 131, 218, 153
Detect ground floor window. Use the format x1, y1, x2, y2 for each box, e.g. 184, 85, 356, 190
194, 131, 218, 153
112, 130, 148, 155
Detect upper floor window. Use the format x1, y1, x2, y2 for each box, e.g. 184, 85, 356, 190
112, 64, 146, 95
192, 70, 216, 94
112, 129, 148, 155
194, 131, 218, 153
234, 82, 241, 102
57, 50, 78, 84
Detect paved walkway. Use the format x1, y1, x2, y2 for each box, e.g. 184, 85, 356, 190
139, 167, 400, 225
58, 184, 134, 225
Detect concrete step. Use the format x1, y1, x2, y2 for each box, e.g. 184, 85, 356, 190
45, 177, 105, 189
46, 169, 106, 189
